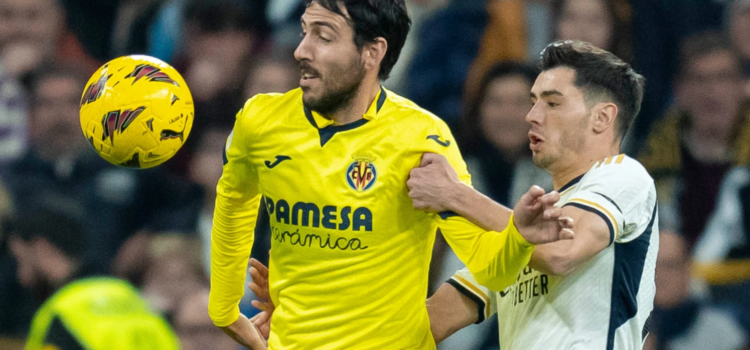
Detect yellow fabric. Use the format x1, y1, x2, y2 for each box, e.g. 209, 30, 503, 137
26, 278, 178, 350
209, 88, 534, 349
693, 260, 750, 285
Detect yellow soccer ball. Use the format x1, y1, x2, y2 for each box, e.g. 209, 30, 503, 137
79, 55, 194, 169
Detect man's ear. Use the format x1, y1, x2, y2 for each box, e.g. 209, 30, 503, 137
362, 37, 388, 73
591, 102, 618, 135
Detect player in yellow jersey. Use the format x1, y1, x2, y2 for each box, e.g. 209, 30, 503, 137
209, 1, 575, 349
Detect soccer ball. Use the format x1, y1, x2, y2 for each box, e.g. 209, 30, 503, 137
79, 55, 194, 169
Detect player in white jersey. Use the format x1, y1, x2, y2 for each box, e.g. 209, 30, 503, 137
408, 40, 657, 350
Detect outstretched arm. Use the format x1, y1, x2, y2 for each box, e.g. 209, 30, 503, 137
408, 153, 573, 245
408, 153, 573, 290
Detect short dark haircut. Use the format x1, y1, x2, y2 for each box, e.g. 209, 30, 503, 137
539, 40, 645, 141
460, 62, 538, 156
677, 30, 742, 80
305, 0, 411, 80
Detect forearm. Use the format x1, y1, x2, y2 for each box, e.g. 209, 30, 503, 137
209, 192, 262, 327
427, 283, 479, 344
438, 215, 533, 291
220, 314, 267, 350
444, 183, 512, 232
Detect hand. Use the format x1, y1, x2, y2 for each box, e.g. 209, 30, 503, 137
407, 153, 461, 212
220, 313, 267, 350
513, 185, 574, 244
248, 258, 274, 338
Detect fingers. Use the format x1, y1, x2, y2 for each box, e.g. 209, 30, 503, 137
420, 152, 443, 167
252, 299, 274, 313
519, 185, 545, 207
540, 191, 560, 206
559, 228, 574, 240
251, 311, 271, 328
558, 216, 574, 229
249, 282, 269, 300
543, 206, 562, 220
249, 258, 269, 279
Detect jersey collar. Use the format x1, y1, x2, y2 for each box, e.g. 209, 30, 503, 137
304, 86, 387, 129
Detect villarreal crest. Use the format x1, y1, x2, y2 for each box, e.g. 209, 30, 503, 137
346, 153, 377, 192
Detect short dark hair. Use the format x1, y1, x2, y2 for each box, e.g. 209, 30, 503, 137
539, 40, 645, 141
306, 0, 411, 80
677, 30, 742, 80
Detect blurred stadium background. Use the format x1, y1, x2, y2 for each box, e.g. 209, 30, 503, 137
1, 0, 750, 349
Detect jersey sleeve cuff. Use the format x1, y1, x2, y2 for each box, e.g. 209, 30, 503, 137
508, 213, 533, 248
447, 276, 491, 323
564, 200, 617, 245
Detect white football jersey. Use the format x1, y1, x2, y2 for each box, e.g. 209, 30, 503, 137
449, 154, 659, 350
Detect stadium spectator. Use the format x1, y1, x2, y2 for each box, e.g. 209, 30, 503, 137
141, 234, 206, 318
2, 65, 202, 275
627, 0, 725, 152
7, 200, 180, 350
180, 0, 257, 112
0, 65, 27, 166
0, 181, 35, 342
728, 0, 750, 96
243, 54, 299, 100
638, 31, 750, 249
174, 288, 239, 350
187, 127, 271, 319
0, 0, 99, 79
168, 0, 261, 175
406, 0, 487, 128
554, 0, 633, 63
690, 163, 750, 332
646, 230, 748, 350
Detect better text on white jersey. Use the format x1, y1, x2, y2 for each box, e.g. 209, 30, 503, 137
450, 154, 659, 350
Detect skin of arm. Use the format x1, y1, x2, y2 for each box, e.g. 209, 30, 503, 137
426, 283, 480, 344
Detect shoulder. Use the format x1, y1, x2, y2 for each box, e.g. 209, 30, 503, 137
235, 88, 302, 134
584, 155, 654, 190
382, 89, 451, 134
239, 89, 301, 119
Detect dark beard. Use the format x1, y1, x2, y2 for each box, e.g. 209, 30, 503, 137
303, 63, 366, 117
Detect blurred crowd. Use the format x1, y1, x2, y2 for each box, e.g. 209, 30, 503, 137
0, 0, 749, 349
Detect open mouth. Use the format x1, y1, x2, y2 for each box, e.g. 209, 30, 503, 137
528, 132, 544, 150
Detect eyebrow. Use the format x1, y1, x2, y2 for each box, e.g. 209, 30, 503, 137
530, 90, 564, 99
301, 18, 339, 32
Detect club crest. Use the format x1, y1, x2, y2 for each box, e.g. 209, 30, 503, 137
346, 153, 377, 192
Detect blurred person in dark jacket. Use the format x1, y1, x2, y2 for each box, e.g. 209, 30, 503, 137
638, 31, 750, 250
7, 199, 180, 350
2, 65, 202, 276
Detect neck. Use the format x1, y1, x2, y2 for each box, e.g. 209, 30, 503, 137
551, 138, 620, 190
327, 79, 381, 125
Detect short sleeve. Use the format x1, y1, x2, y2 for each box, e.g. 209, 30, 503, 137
448, 268, 498, 323
564, 157, 656, 245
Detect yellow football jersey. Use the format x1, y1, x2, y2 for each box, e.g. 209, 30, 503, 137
209, 87, 534, 350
